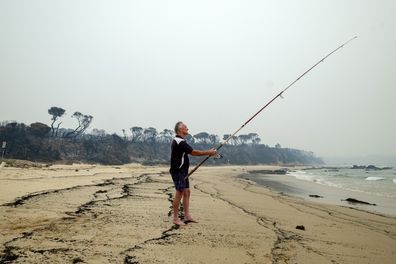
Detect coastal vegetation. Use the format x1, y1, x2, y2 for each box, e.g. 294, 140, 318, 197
0, 107, 324, 166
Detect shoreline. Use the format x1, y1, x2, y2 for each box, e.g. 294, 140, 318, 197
240, 167, 396, 217
1, 164, 396, 263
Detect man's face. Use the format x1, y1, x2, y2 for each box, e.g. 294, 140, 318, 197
179, 123, 189, 137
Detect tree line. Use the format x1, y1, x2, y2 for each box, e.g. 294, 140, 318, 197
0, 106, 324, 165
46, 107, 263, 146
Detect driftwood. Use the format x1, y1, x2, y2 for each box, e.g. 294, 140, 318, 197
309, 194, 323, 198
342, 198, 376, 206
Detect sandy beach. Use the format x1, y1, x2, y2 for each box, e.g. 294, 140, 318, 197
1, 163, 396, 263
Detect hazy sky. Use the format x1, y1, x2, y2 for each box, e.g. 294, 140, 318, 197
0, 0, 395, 158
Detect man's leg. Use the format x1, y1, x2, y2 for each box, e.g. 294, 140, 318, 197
172, 190, 185, 226
182, 188, 198, 223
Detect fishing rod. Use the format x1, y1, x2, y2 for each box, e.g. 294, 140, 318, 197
185, 36, 357, 180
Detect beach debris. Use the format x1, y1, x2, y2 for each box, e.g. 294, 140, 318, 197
309, 194, 324, 198
342, 198, 376, 206
72, 257, 84, 263
296, 225, 306, 231
124, 255, 139, 264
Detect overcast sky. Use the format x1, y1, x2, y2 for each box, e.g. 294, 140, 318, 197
0, 0, 395, 158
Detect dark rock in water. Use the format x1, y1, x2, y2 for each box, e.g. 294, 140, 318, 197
309, 194, 323, 198
342, 198, 376, 206
352, 164, 393, 171
296, 225, 305, 230
249, 169, 288, 175
352, 165, 366, 169
366, 165, 381, 171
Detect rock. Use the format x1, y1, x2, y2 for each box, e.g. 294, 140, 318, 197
351, 164, 393, 171
366, 165, 381, 171
249, 169, 288, 175
296, 225, 305, 230
352, 165, 366, 169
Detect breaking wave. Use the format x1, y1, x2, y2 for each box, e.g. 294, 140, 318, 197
365, 176, 385, 181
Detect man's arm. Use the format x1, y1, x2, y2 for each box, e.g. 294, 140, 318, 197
191, 148, 217, 157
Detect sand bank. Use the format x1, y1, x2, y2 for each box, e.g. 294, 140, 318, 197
1, 164, 395, 263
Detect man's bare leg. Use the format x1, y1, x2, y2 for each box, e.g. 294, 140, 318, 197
182, 188, 198, 223
172, 190, 185, 226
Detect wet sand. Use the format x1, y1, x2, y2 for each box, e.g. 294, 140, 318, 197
1, 164, 396, 263
241, 170, 396, 216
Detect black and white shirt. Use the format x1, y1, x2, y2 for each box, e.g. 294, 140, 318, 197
170, 135, 193, 174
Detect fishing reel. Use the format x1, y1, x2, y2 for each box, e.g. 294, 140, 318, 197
213, 153, 224, 160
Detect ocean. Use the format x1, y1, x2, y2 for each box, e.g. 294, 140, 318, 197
243, 164, 396, 216
287, 166, 396, 199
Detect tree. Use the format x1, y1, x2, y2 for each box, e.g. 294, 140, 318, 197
185, 134, 195, 144
223, 134, 238, 145
209, 134, 219, 145
64, 111, 93, 138
48, 106, 65, 137
238, 134, 250, 145
158, 129, 174, 143
29, 122, 50, 137
194, 132, 210, 144
130, 126, 143, 142
275, 143, 281, 149
143, 127, 157, 143
91, 128, 106, 139
122, 129, 128, 141
248, 133, 261, 145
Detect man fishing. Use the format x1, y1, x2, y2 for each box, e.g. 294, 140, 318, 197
170, 121, 216, 226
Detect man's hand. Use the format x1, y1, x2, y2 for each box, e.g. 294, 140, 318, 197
207, 148, 217, 157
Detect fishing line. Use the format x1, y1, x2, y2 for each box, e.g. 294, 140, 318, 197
186, 36, 357, 179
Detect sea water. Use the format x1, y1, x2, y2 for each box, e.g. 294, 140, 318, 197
287, 166, 396, 199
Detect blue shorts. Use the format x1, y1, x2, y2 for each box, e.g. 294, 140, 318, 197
170, 170, 189, 191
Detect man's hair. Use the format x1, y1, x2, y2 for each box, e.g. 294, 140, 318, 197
174, 121, 183, 134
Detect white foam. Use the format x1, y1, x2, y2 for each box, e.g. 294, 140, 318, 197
393, 179, 396, 184
287, 170, 319, 183
365, 176, 385, 181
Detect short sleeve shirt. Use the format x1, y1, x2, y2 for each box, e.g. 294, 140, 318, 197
170, 135, 193, 174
